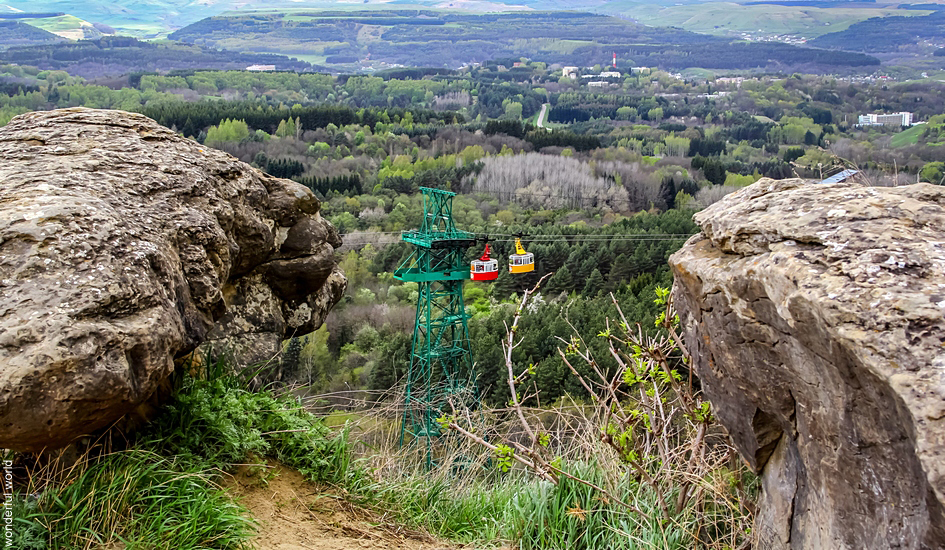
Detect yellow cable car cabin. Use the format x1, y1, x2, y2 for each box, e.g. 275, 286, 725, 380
508, 237, 535, 274
471, 244, 499, 281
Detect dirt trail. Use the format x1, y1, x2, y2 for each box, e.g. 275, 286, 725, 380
226, 465, 457, 550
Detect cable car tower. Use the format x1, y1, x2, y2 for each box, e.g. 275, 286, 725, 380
394, 187, 479, 463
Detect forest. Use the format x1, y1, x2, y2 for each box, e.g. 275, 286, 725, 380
3, 51, 944, 549
810, 11, 945, 52
0, 36, 315, 79
0, 21, 63, 49
169, 10, 880, 71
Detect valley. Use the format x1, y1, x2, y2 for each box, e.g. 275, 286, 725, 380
1, 2, 944, 549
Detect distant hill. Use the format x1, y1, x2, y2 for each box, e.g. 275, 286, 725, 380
15, 13, 105, 40
169, 10, 879, 71
0, 36, 318, 79
2, 0, 922, 39
809, 11, 945, 51
625, 2, 932, 39
0, 20, 64, 49
0, 0, 226, 37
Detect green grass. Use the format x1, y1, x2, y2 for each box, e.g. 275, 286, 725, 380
11, 451, 253, 550
6, 352, 750, 550
19, 15, 101, 39
350, 458, 744, 550
891, 124, 925, 147
7, 357, 357, 549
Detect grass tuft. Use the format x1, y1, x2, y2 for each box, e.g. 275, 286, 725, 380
10, 450, 253, 550
6, 355, 359, 549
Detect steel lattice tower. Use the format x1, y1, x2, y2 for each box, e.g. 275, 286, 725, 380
394, 187, 478, 464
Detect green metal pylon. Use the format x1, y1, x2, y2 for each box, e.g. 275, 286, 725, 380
393, 187, 479, 467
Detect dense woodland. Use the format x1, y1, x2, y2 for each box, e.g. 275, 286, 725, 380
2, 55, 944, 400
0, 37, 313, 79
0, 21, 63, 49
810, 11, 945, 52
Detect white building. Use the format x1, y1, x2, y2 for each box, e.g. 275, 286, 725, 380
857, 112, 913, 126
562, 66, 579, 79
246, 65, 276, 72
599, 71, 621, 78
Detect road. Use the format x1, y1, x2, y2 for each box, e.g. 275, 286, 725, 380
536, 103, 549, 129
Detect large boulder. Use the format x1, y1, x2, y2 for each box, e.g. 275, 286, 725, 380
669, 178, 945, 549
0, 108, 346, 451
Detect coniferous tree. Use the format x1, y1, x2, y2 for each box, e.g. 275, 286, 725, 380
576, 257, 596, 283
607, 253, 633, 291
583, 268, 605, 296
659, 177, 677, 210
546, 265, 573, 295
282, 336, 303, 381
491, 268, 517, 300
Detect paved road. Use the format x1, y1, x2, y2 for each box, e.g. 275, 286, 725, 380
536, 103, 549, 128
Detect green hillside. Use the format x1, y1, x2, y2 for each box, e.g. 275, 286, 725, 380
625, 2, 931, 39
892, 115, 945, 147
0, 0, 584, 37
0, 20, 63, 49
168, 10, 879, 71
18, 14, 103, 39
890, 123, 925, 147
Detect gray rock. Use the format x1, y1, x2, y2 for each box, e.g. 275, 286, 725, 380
0, 108, 346, 451
670, 178, 945, 549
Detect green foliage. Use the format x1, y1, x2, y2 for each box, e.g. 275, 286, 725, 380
10, 450, 253, 549
282, 336, 304, 380
723, 171, 761, 187
355, 474, 518, 543
8, 360, 360, 548
921, 161, 945, 185
0, 37, 313, 80
205, 118, 250, 145
147, 366, 354, 484
507, 464, 689, 550
494, 444, 515, 473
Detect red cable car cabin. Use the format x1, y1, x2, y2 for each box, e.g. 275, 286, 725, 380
470, 244, 499, 281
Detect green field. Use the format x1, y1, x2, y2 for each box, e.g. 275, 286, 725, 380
891, 124, 926, 147
19, 14, 102, 39
626, 3, 932, 38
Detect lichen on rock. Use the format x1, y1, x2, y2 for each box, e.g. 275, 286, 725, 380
0, 108, 346, 452
670, 178, 945, 549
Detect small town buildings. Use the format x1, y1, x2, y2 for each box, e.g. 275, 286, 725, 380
857, 112, 914, 126
562, 66, 579, 79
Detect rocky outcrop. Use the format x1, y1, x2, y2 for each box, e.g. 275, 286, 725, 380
0, 108, 346, 451
669, 178, 945, 549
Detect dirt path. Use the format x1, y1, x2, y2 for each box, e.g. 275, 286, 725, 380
226, 465, 457, 550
